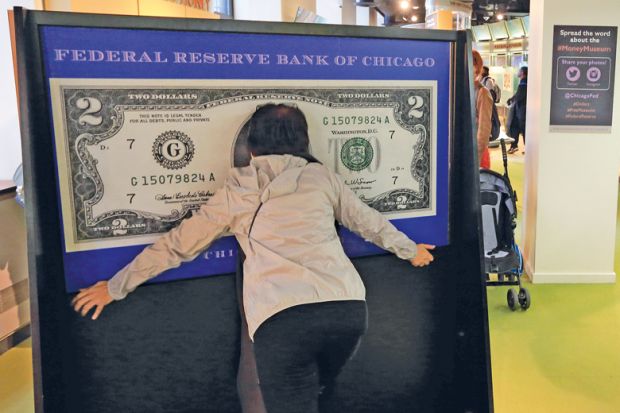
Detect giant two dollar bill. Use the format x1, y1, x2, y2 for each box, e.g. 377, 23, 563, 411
50, 79, 437, 252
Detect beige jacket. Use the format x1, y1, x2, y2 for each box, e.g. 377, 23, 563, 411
108, 155, 418, 339
475, 81, 494, 160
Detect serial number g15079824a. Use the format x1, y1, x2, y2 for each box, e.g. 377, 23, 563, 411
322, 115, 391, 126
130, 173, 210, 186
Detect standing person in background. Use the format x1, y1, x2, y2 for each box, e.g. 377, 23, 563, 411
507, 66, 528, 154
472, 50, 493, 169
481, 66, 501, 104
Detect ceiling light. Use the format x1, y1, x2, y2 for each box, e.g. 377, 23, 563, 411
399, 0, 410, 10
411, 15, 419, 22
497, 14, 505, 20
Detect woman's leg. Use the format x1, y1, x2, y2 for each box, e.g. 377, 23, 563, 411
237, 318, 267, 413
236, 250, 268, 413
316, 305, 367, 411
509, 132, 520, 152
253, 305, 325, 413
253, 301, 367, 413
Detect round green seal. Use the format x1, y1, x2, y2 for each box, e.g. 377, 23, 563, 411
340, 138, 374, 171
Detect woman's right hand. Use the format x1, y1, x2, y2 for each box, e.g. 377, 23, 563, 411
410, 244, 435, 267
71, 280, 114, 320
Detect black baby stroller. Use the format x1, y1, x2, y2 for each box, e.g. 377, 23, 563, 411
480, 139, 531, 311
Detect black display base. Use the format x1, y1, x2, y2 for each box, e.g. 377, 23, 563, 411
56, 250, 486, 413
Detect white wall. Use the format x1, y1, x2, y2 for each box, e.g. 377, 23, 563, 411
233, 0, 281, 21
524, 0, 620, 283
316, 0, 341, 24
356, 6, 369, 26
355, 6, 368, 26
1, 1, 39, 180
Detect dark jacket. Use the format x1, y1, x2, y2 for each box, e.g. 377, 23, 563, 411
508, 79, 527, 136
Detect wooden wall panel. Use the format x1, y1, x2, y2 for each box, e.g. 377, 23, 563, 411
70, 0, 138, 15
0, 190, 30, 351
138, 0, 185, 17
43, 0, 219, 19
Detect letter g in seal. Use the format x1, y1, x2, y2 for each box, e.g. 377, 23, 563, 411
152, 130, 195, 170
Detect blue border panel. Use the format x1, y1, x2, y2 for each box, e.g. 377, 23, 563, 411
39, 26, 451, 291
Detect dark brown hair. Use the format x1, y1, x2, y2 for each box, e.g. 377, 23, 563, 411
247, 104, 311, 157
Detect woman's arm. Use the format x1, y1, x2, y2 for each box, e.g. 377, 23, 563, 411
329, 171, 434, 267
72, 186, 232, 318
476, 86, 493, 161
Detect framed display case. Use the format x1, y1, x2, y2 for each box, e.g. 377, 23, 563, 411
14, 8, 492, 413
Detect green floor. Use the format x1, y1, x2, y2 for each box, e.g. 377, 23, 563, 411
487, 146, 620, 413
1, 145, 619, 412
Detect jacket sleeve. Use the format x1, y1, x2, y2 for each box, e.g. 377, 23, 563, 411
476, 86, 493, 160
514, 84, 528, 123
329, 171, 418, 260
107, 186, 232, 300
514, 84, 527, 106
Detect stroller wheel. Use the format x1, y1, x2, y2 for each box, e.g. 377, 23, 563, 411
518, 288, 531, 310
507, 289, 518, 311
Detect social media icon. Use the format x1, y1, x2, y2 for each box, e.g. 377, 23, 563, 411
566, 66, 580, 82
587, 67, 601, 82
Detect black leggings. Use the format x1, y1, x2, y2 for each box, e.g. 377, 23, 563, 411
253, 300, 368, 413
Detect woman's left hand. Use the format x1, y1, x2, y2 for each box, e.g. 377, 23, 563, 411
71, 280, 114, 320
410, 244, 435, 267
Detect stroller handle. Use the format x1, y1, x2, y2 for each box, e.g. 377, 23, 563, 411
499, 138, 509, 178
